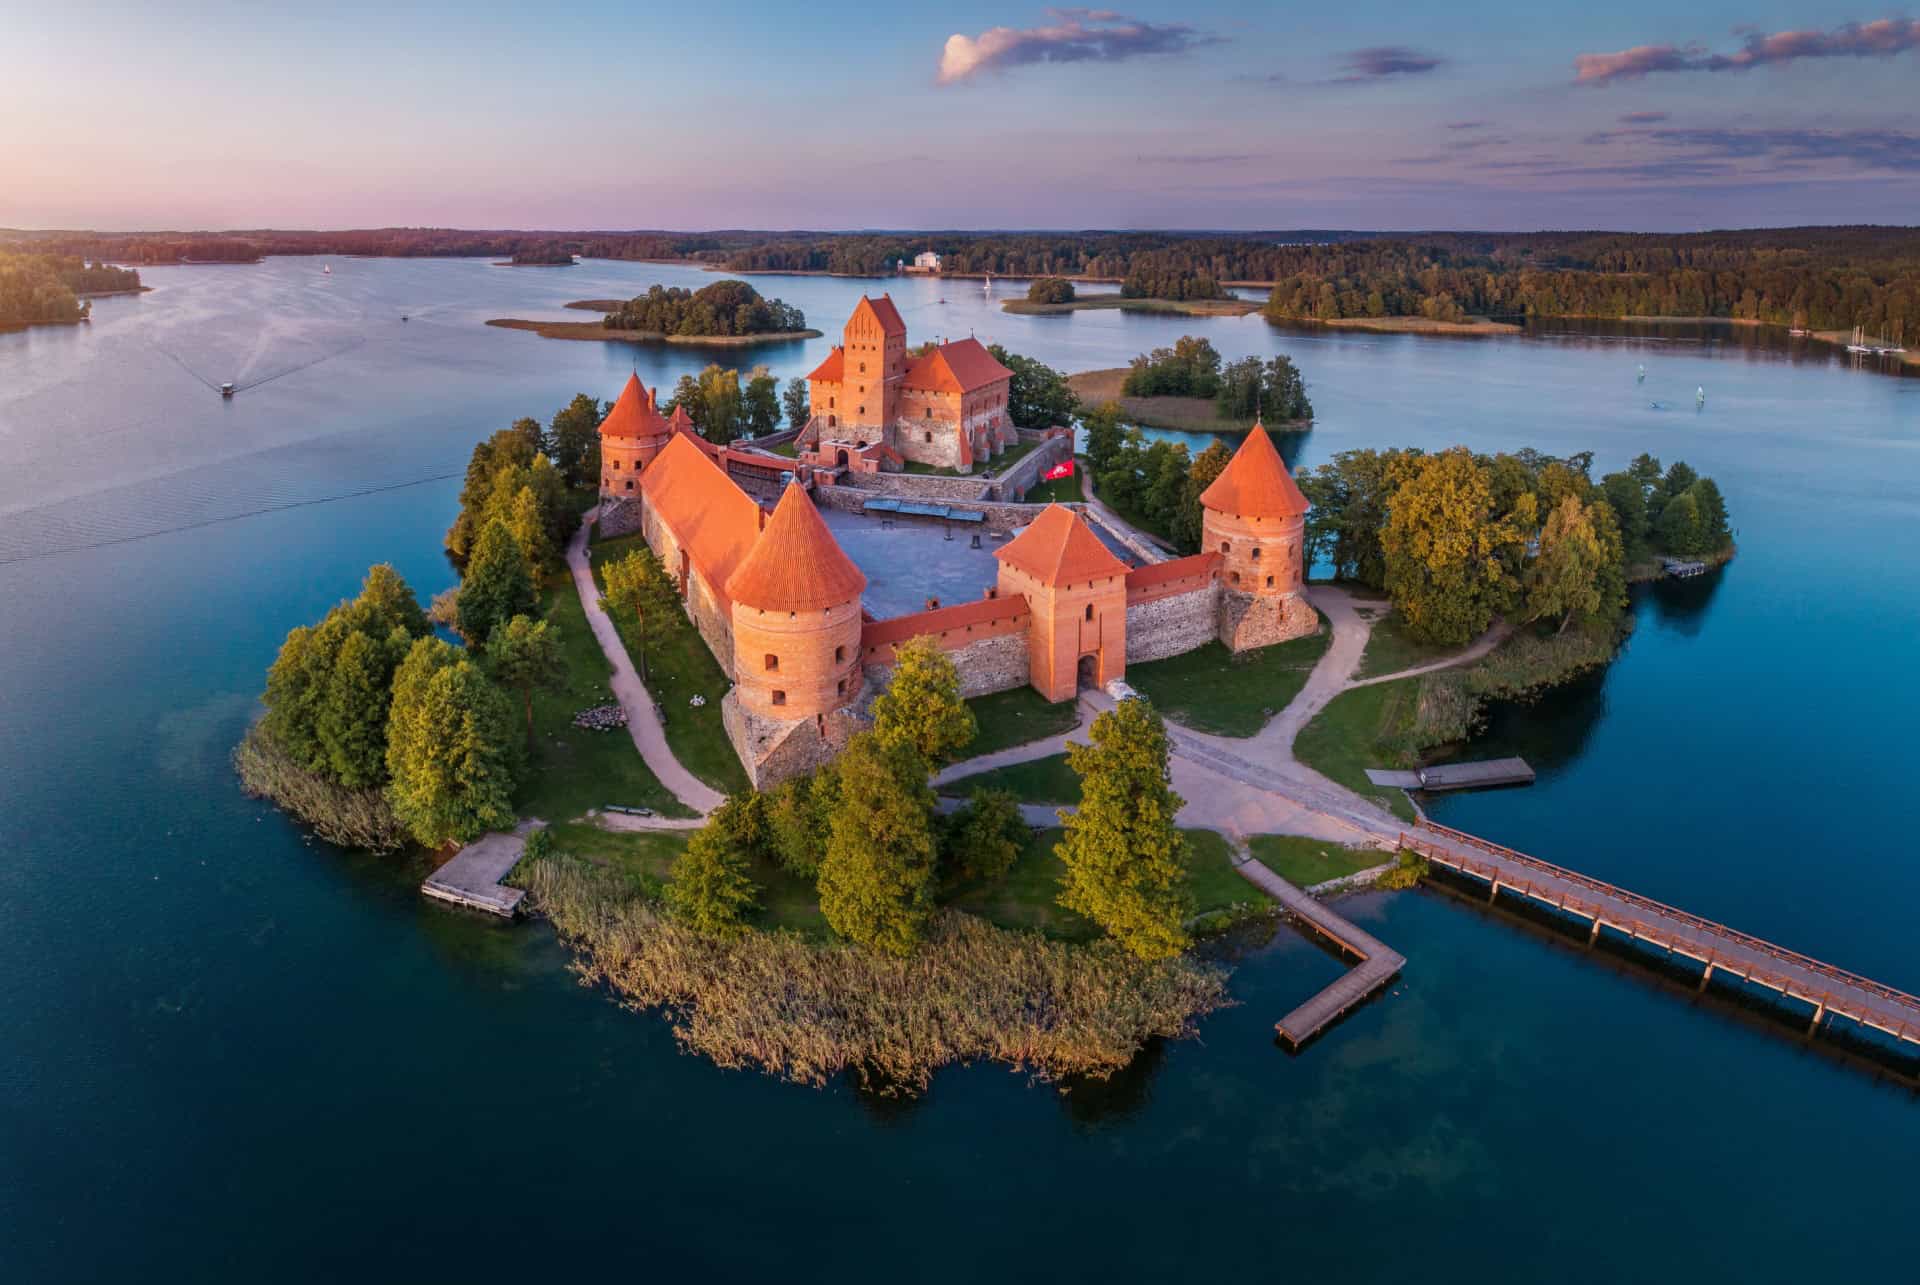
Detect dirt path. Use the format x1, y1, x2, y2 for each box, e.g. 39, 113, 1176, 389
1351, 619, 1511, 688
566, 507, 726, 817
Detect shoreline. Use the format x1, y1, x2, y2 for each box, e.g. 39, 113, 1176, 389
1066, 368, 1310, 435
485, 317, 821, 346
1268, 314, 1521, 336
1005, 296, 1260, 318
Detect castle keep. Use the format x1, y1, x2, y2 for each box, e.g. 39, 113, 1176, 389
595, 302, 1316, 788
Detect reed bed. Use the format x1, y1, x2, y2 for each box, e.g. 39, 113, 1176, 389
233, 723, 409, 852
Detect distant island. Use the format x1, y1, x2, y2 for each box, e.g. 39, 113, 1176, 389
488, 279, 819, 346
0, 252, 142, 330
1068, 335, 1312, 436
496, 249, 577, 266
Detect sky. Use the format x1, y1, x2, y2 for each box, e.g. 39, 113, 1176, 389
3, 0, 1917, 231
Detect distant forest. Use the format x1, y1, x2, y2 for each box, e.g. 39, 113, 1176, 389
603, 280, 806, 336
0, 252, 141, 325
7, 226, 1917, 335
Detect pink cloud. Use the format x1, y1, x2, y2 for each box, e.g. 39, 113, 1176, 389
938, 8, 1218, 84
1575, 17, 1920, 85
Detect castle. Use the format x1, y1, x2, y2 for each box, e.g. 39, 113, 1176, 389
799, 294, 1018, 473
595, 303, 1316, 788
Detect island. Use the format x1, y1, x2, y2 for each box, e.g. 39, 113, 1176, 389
488, 278, 821, 346
1067, 335, 1312, 436
0, 252, 142, 331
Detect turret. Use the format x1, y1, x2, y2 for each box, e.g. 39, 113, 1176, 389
840, 294, 906, 437
994, 505, 1129, 701
598, 373, 672, 495
1201, 422, 1316, 649
725, 483, 867, 719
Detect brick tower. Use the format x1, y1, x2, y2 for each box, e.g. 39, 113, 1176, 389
995, 504, 1130, 702
721, 483, 870, 786
838, 294, 906, 439
597, 373, 672, 496
1200, 422, 1316, 650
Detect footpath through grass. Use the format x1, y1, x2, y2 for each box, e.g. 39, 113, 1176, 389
588, 532, 751, 796
1355, 608, 1461, 680
964, 687, 1080, 758
1248, 835, 1384, 887
514, 577, 692, 821
1126, 622, 1330, 737
1293, 678, 1418, 823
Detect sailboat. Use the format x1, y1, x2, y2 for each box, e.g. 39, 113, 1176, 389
322, 264, 332, 275
1696, 386, 1706, 409
1636, 364, 1645, 383
983, 271, 992, 296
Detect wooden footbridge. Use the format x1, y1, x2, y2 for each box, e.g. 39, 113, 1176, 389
1404, 821, 1920, 1050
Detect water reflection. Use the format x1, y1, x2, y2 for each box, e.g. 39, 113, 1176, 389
1058, 1038, 1166, 1128
1639, 565, 1727, 635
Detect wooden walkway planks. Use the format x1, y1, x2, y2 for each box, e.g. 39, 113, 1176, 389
1407, 822, 1920, 1048
421, 823, 542, 918
1233, 854, 1406, 1047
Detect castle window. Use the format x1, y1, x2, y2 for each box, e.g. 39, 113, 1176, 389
764, 653, 779, 672
858, 406, 865, 416
924, 432, 932, 443
771, 690, 786, 707
1084, 604, 1093, 621
1219, 541, 1230, 554
837, 678, 847, 696
1251, 547, 1261, 561
860, 362, 866, 373
1229, 572, 1240, 585
625, 479, 634, 491
612, 458, 621, 469
835, 645, 846, 663
1266, 575, 1275, 588
925, 406, 932, 417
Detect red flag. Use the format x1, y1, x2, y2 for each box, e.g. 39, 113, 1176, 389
1043, 459, 1074, 481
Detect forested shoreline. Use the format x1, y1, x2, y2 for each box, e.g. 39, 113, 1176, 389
0, 252, 141, 325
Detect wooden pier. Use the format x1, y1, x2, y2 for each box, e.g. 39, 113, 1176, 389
1233, 853, 1406, 1048
1364, 757, 1534, 792
421, 823, 542, 917
1406, 822, 1920, 1049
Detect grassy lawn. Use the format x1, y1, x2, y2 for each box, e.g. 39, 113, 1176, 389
763, 441, 799, 458
1293, 679, 1418, 824
1126, 623, 1330, 737
964, 687, 1080, 757
1248, 835, 1384, 888
1355, 608, 1460, 680
981, 438, 1041, 476
587, 532, 752, 796
1065, 368, 1304, 435
513, 576, 694, 822
950, 826, 1268, 941
943, 753, 1081, 804
1020, 474, 1080, 505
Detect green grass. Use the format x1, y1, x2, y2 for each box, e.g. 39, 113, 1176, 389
537, 820, 828, 936
513, 577, 694, 822
943, 753, 1081, 804
1355, 608, 1460, 680
964, 687, 1080, 757
981, 438, 1041, 476
950, 826, 1269, 941
1020, 474, 1081, 504
1126, 623, 1330, 737
1292, 679, 1418, 824
764, 442, 799, 458
1247, 835, 1384, 888
587, 532, 751, 796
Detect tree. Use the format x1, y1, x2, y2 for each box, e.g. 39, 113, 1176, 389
1056, 699, 1191, 960
1123, 336, 1222, 397
1600, 469, 1651, 562
781, 376, 809, 431
600, 545, 679, 683
941, 788, 1024, 882
1296, 448, 1420, 587
1027, 277, 1076, 304
816, 733, 938, 955
1171, 441, 1232, 552
487, 614, 565, 749
1081, 400, 1124, 477
316, 627, 401, 788
384, 637, 521, 848
445, 425, 539, 561
665, 825, 760, 939
870, 637, 976, 764
457, 518, 537, 646
1656, 489, 1705, 554
766, 765, 838, 878
744, 366, 780, 438
1689, 477, 1732, 551
987, 344, 1079, 428
695, 365, 745, 443
503, 484, 555, 576
1380, 448, 1526, 645
547, 393, 603, 488
1526, 496, 1610, 633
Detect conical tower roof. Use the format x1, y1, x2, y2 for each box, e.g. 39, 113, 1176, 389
599, 373, 669, 441
1199, 422, 1309, 519
727, 483, 867, 611
994, 504, 1128, 586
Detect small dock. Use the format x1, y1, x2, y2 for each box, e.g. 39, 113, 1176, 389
1406, 821, 1920, 1050
1364, 757, 1534, 792
1660, 556, 1712, 578
421, 823, 542, 917
1232, 850, 1406, 1048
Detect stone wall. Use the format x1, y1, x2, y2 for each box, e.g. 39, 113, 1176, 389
1217, 589, 1318, 653
987, 433, 1073, 502
595, 497, 646, 540
864, 630, 1031, 699
723, 689, 868, 790
839, 472, 993, 502
1124, 584, 1219, 664
814, 484, 1085, 535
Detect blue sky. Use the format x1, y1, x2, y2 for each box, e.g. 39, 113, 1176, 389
3, 1, 1916, 230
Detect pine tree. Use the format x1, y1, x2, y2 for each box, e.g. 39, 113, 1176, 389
766, 766, 838, 878
487, 614, 565, 749
384, 637, 520, 848
941, 788, 1025, 882
817, 734, 937, 955
457, 518, 536, 646
665, 826, 760, 938
1056, 699, 1191, 961
317, 628, 393, 787
870, 637, 976, 763
1689, 478, 1731, 551
547, 393, 603, 488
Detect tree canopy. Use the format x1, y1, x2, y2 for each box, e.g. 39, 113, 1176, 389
987, 344, 1079, 428
816, 733, 938, 955
1027, 277, 1076, 304
602, 280, 806, 337
456, 518, 538, 646
384, 636, 522, 848
870, 637, 977, 765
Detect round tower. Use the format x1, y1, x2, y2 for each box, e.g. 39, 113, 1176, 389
725, 483, 868, 720
1200, 422, 1315, 649
598, 373, 672, 496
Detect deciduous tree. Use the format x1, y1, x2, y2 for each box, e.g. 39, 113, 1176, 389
817, 734, 937, 955
1381, 448, 1525, 646
781, 377, 809, 431
870, 637, 976, 764
384, 637, 520, 848
666, 825, 760, 939
457, 518, 537, 646
600, 545, 679, 683
487, 613, 565, 749
941, 788, 1025, 882
547, 393, 603, 488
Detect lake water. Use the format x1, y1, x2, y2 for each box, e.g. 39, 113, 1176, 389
3, 258, 1917, 1282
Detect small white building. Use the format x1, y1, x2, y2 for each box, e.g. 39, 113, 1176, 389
911, 249, 942, 273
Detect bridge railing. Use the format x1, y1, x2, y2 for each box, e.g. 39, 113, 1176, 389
1408, 821, 1920, 1015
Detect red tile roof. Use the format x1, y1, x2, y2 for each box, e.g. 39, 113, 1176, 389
903, 337, 1013, 394
807, 346, 845, 383
598, 372, 670, 442
726, 482, 867, 611
1199, 422, 1310, 519
1125, 552, 1221, 592
860, 594, 1030, 649
638, 433, 762, 601
852, 294, 906, 336
995, 504, 1129, 586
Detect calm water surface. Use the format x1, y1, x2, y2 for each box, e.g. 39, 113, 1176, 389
3, 259, 1917, 1282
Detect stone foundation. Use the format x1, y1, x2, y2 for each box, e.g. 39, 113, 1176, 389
864, 630, 1030, 700
1217, 589, 1318, 652
1125, 586, 1219, 663
723, 687, 870, 789
595, 497, 646, 540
